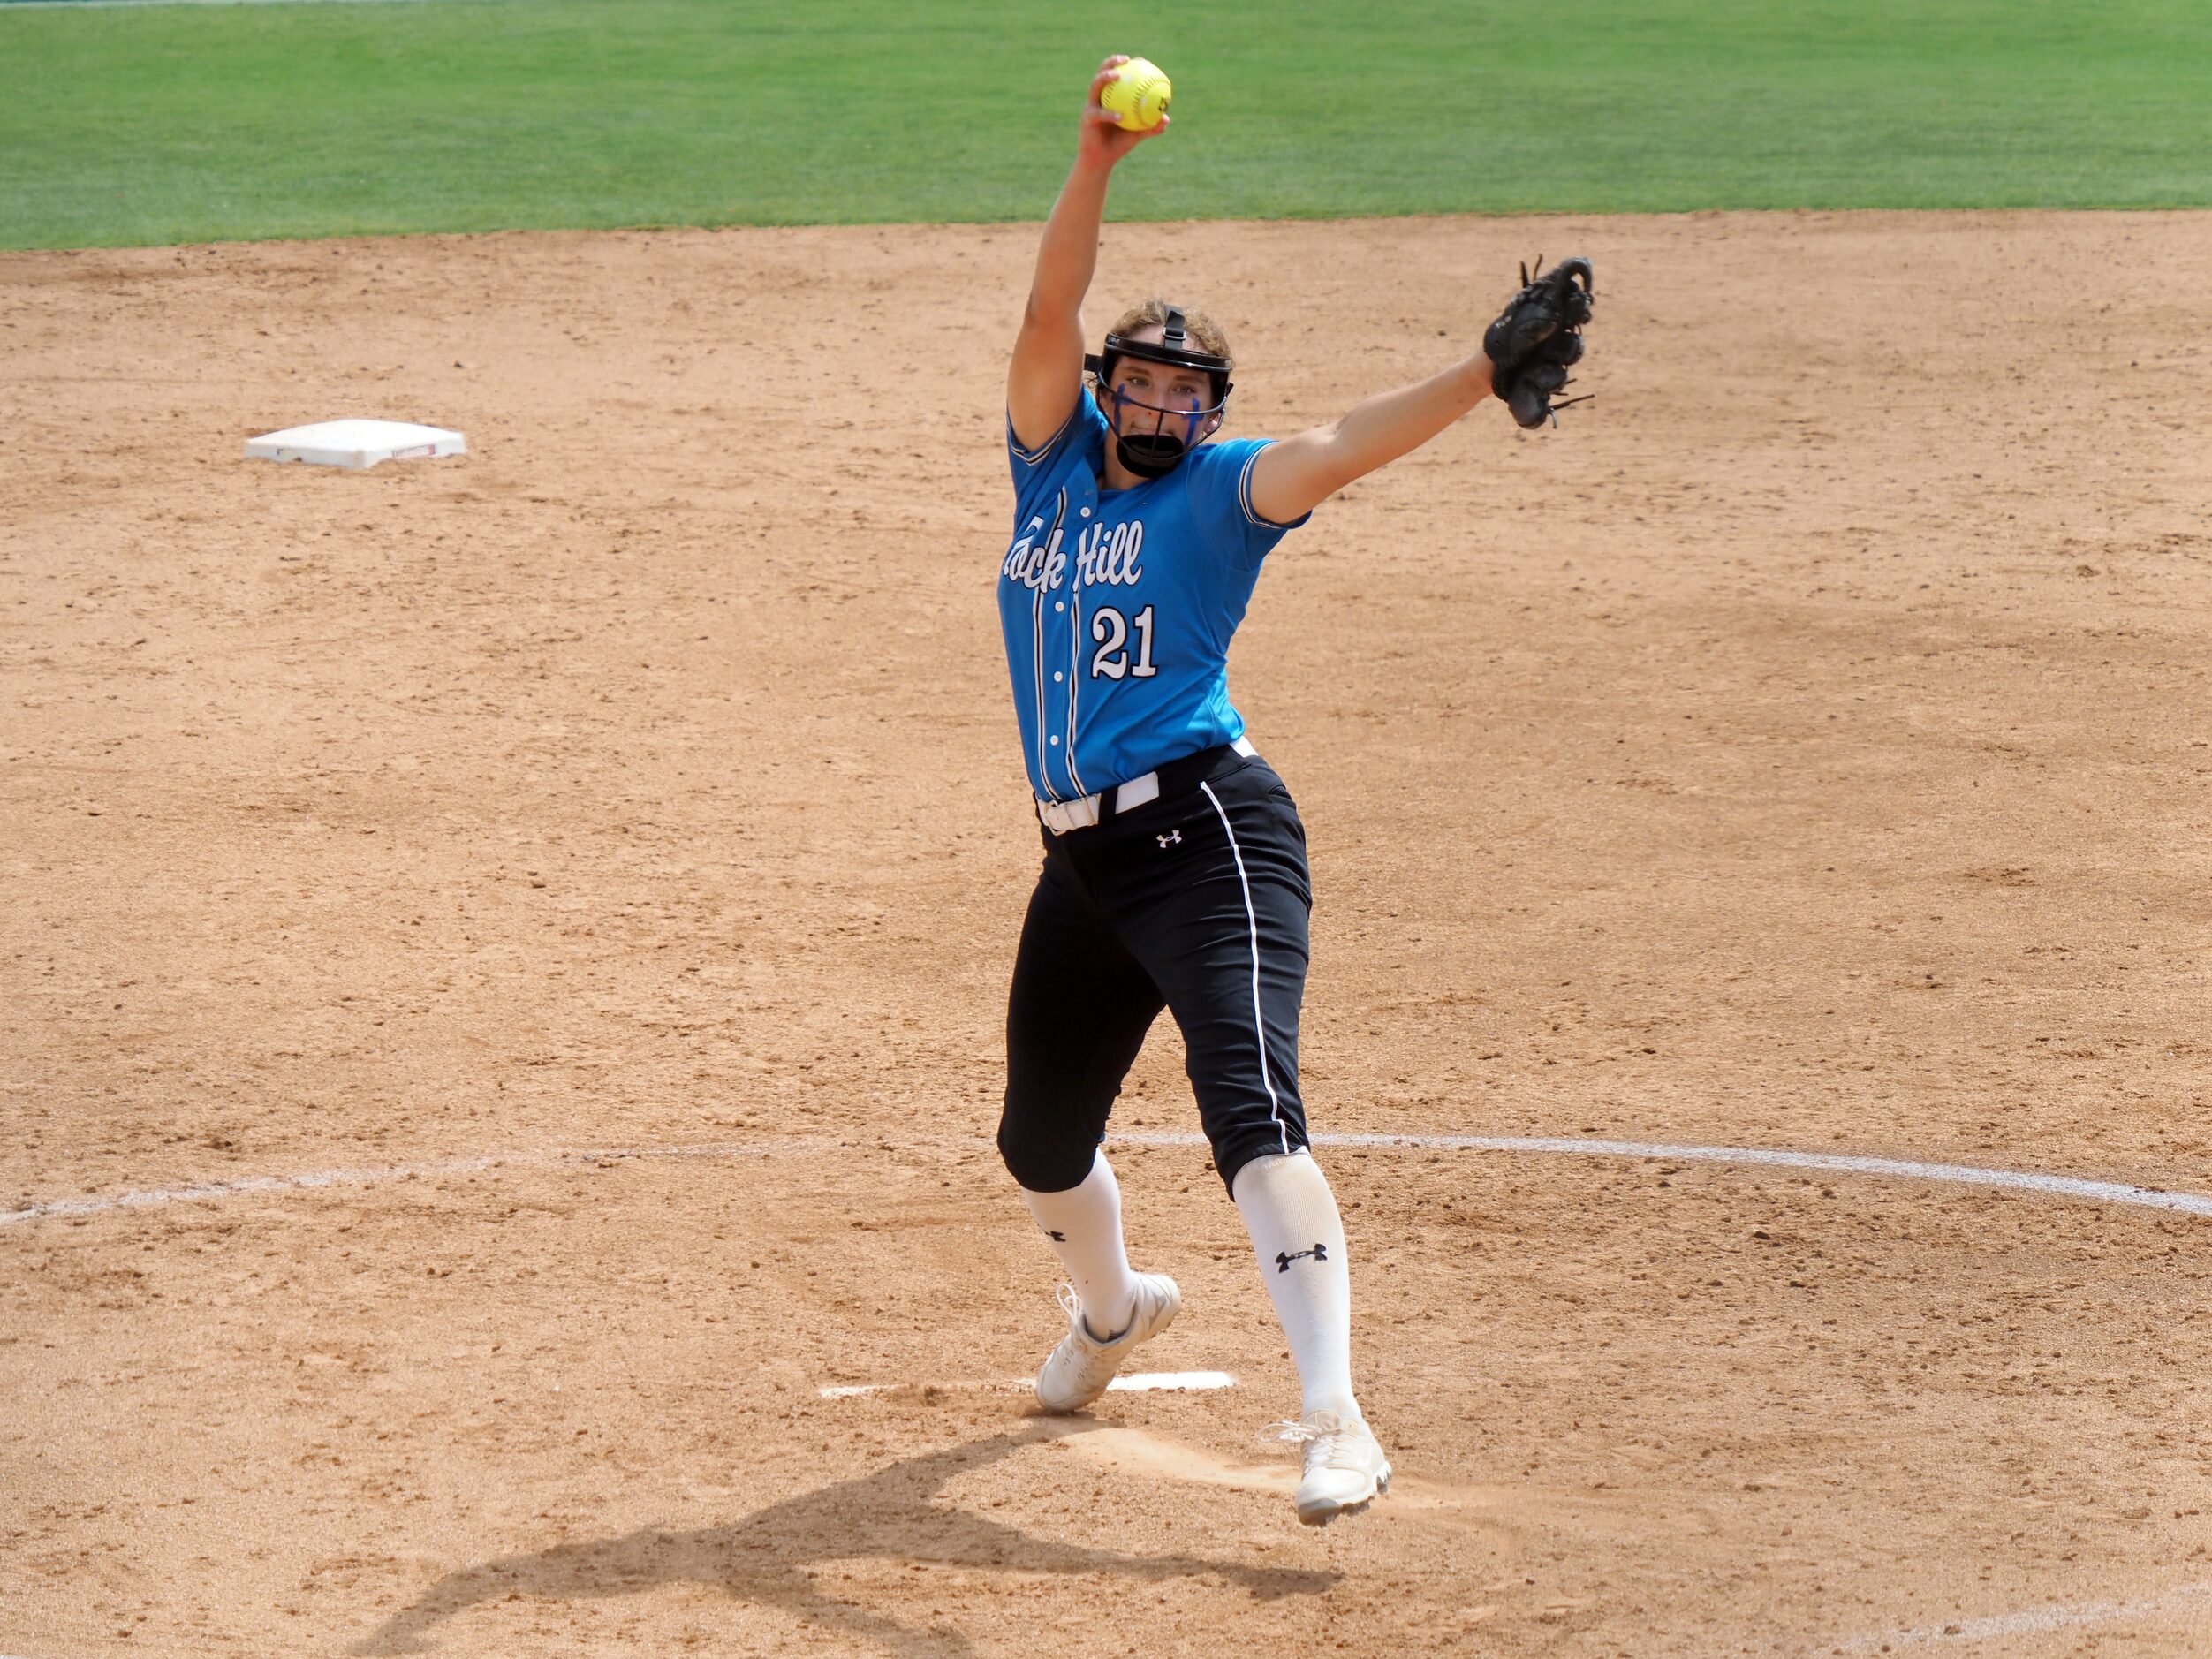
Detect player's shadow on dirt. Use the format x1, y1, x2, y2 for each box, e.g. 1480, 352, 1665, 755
352, 1416, 1331, 1656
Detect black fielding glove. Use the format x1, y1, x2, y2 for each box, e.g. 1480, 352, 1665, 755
1482, 255, 1595, 429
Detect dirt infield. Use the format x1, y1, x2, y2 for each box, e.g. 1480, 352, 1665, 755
5, 210, 2212, 1656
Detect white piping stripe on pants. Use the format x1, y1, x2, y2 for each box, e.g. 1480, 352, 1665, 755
1198, 779, 1291, 1158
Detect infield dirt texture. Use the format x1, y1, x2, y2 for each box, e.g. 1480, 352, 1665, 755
8, 4, 2212, 1658
7, 209, 2212, 1656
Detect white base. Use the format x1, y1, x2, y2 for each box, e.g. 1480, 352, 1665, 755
246, 419, 466, 470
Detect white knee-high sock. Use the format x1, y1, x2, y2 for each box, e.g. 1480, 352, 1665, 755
1232, 1150, 1360, 1423
1021, 1150, 1140, 1338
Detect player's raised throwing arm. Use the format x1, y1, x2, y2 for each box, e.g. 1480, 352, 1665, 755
1247, 258, 1595, 526
1007, 57, 1171, 452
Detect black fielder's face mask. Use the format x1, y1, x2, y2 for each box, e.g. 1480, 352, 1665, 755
1102, 381, 1221, 476
1085, 306, 1233, 480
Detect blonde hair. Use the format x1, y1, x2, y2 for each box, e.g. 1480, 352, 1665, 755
1105, 296, 1232, 366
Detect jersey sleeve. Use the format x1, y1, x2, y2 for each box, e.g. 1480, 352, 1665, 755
1008, 389, 1107, 525
1187, 437, 1312, 569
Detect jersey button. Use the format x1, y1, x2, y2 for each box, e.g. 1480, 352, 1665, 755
1055, 602, 1065, 612
1049, 736, 1060, 746
1053, 671, 1064, 683
1079, 507, 1092, 518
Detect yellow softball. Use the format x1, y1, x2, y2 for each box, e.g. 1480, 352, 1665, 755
1102, 57, 1172, 132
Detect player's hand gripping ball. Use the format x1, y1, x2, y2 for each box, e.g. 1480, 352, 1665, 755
1102, 57, 1172, 131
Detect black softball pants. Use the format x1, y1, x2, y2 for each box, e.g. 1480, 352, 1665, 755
999, 746, 1313, 1197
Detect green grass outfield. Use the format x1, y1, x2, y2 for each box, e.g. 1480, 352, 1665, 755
3, 0, 2210, 250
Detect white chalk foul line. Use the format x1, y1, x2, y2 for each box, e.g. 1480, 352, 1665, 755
1119, 1133, 2212, 1219
0, 1141, 763, 1228
8, 1129, 2212, 1231
820, 1371, 1235, 1400
1840, 1579, 2212, 1648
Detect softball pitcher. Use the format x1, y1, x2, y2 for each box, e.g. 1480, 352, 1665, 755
996, 54, 1595, 1526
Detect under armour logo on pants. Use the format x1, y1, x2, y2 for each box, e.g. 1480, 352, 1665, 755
1157, 830, 1181, 848
1276, 1243, 1328, 1272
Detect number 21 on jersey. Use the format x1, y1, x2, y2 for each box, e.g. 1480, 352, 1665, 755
1089, 604, 1157, 680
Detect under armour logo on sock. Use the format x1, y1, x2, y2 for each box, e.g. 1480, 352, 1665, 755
1276, 1243, 1328, 1272
1157, 830, 1181, 848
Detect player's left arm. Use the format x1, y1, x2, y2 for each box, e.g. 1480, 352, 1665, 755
1247, 256, 1595, 525
1245, 352, 1496, 526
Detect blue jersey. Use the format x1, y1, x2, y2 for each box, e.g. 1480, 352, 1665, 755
997, 389, 1308, 801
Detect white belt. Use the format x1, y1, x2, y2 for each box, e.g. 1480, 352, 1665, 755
1037, 735, 1258, 836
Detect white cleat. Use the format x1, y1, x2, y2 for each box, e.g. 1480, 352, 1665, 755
1282, 1412, 1392, 1526
1033, 1275, 1182, 1413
